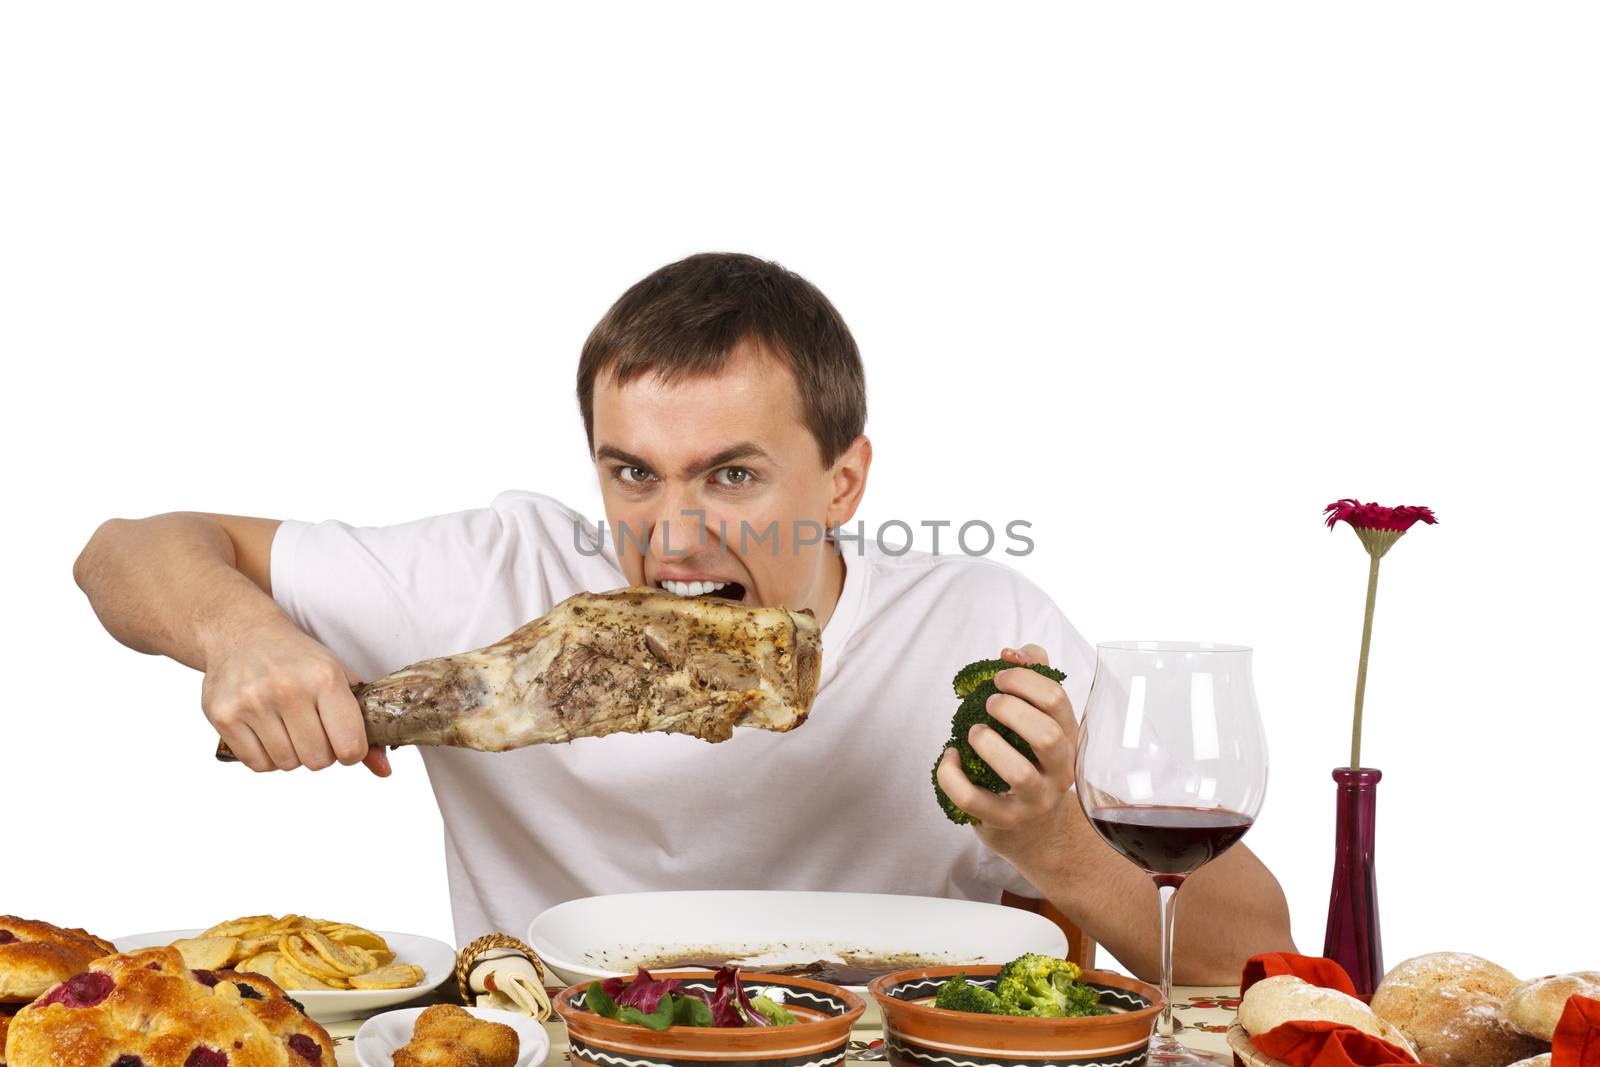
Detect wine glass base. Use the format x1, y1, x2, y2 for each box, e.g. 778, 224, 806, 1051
1145, 1032, 1226, 1067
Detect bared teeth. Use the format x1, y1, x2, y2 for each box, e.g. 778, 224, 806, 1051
660, 580, 729, 597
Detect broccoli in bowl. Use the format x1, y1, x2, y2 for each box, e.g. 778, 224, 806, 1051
933, 954, 1110, 1018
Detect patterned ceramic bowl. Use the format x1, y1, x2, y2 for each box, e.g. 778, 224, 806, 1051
869, 966, 1164, 1067
554, 971, 866, 1067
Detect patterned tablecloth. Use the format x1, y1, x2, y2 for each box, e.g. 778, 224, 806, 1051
326, 984, 1244, 1066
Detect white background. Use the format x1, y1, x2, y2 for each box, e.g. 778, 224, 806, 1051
3, 3, 1596, 981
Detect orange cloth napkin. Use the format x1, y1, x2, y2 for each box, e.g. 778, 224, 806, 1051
1241, 953, 1359, 999
1240, 953, 1419, 1067
1555, 995, 1600, 1067
1252, 1021, 1419, 1067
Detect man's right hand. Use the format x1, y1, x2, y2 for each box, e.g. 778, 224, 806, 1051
75, 511, 392, 777
200, 620, 390, 776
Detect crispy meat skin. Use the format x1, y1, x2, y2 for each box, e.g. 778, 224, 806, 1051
217, 587, 821, 760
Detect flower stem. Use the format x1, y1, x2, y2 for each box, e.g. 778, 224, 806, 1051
1351, 552, 1381, 769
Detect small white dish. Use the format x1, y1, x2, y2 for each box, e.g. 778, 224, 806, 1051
355, 1005, 549, 1067
113, 928, 456, 1023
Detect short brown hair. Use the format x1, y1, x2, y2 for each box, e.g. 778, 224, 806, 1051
577, 252, 866, 466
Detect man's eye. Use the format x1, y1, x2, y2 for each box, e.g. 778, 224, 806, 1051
617, 466, 654, 484
714, 467, 753, 487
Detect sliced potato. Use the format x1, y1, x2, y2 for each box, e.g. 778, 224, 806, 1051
279, 934, 345, 981
171, 936, 240, 971
301, 930, 369, 976
237, 951, 281, 978
346, 946, 378, 972
235, 933, 283, 959
193, 914, 406, 992
348, 963, 424, 990
320, 924, 390, 953
201, 915, 277, 940
275, 956, 339, 991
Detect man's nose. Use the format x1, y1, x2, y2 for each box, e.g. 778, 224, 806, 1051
648, 486, 712, 560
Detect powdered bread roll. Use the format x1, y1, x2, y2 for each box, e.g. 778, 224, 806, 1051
1506, 1056, 1551, 1067
1239, 975, 1417, 1058
1370, 953, 1549, 1067
1503, 972, 1600, 1041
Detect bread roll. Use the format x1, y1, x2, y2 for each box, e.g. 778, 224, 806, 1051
1239, 975, 1417, 1058
1506, 1056, 1551, 1067
394, 1004, 518, 1067
1370, 953, 1548, 1067
1503, 972, 1600, 1041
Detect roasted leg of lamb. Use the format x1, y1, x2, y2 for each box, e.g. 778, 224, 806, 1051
216, 587, 822, 761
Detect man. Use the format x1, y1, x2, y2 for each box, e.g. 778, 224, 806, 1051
75, 253, 1293, 982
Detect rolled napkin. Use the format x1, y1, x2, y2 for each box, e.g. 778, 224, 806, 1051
1237, 953, 1420, 1067
1253, 1020, 1421, 1067
1244, 953, 1361, 999
454, 933, 553, 1021
1553, 996, 1600, 1067
1240, 974, 1418, 1061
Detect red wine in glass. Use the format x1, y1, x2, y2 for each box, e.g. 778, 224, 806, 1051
1076, 641, 1268, 1067
1087, 804, 1254, 888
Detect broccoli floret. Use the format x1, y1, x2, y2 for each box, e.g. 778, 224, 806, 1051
1062, 983, 1110, 1016
951, 658, 1066, 698
952, 659, 1011, 698
941, 682, 1037, 799
951, 682, 1038, 766
935, 660, 1068, 826
949, 729, 1009, 792
933, 973, 1002, 1014
996, 952, 1080, 986
993, 954, 1109, 1018
932, 749, 976, 825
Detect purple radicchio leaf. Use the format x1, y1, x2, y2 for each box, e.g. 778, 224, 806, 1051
708, 967, 748, 1027
709, 966, 773, 1027
610, 968, 682, 1013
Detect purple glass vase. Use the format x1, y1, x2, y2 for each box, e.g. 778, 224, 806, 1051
1323, 767, 1384, 994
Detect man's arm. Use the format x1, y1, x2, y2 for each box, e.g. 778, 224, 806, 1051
983, 789, 1294, 984
73, 512, 388, 776
935, 645, 1294, 984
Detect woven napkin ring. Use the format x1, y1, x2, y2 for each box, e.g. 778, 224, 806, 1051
455, 933, 554, 1020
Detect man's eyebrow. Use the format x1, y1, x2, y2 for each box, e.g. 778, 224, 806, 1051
592, 442, 772, 476
595, 444, 649, 468
690, 442, 770, 474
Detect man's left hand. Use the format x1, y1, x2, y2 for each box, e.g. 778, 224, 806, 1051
934, 644, 1078, 847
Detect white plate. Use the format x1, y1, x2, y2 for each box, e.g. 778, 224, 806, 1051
355, 1006, 549, 1067
113, 929, 456, 1023
528, 889, 1067, 1002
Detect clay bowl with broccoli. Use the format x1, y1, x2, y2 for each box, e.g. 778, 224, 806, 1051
869, 955, 1164, 1067
555, 966, 865, 1067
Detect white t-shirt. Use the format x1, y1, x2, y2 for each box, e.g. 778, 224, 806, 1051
271, 491, 1095, 944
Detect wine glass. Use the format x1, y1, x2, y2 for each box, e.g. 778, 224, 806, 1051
1075, 641, 1268, 1067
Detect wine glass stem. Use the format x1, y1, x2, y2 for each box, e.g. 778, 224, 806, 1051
1156, 882, 1179, 1040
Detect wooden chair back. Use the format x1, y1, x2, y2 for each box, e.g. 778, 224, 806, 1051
1000, 891, 1097, 970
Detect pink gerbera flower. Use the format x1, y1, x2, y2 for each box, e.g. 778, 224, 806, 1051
1325, 499, 1437, 767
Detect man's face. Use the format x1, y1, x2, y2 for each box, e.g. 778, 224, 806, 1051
591, 340, 867, 618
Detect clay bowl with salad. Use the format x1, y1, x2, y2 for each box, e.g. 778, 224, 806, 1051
870, 955, 1164, 1067
555, 965, 865, 1067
